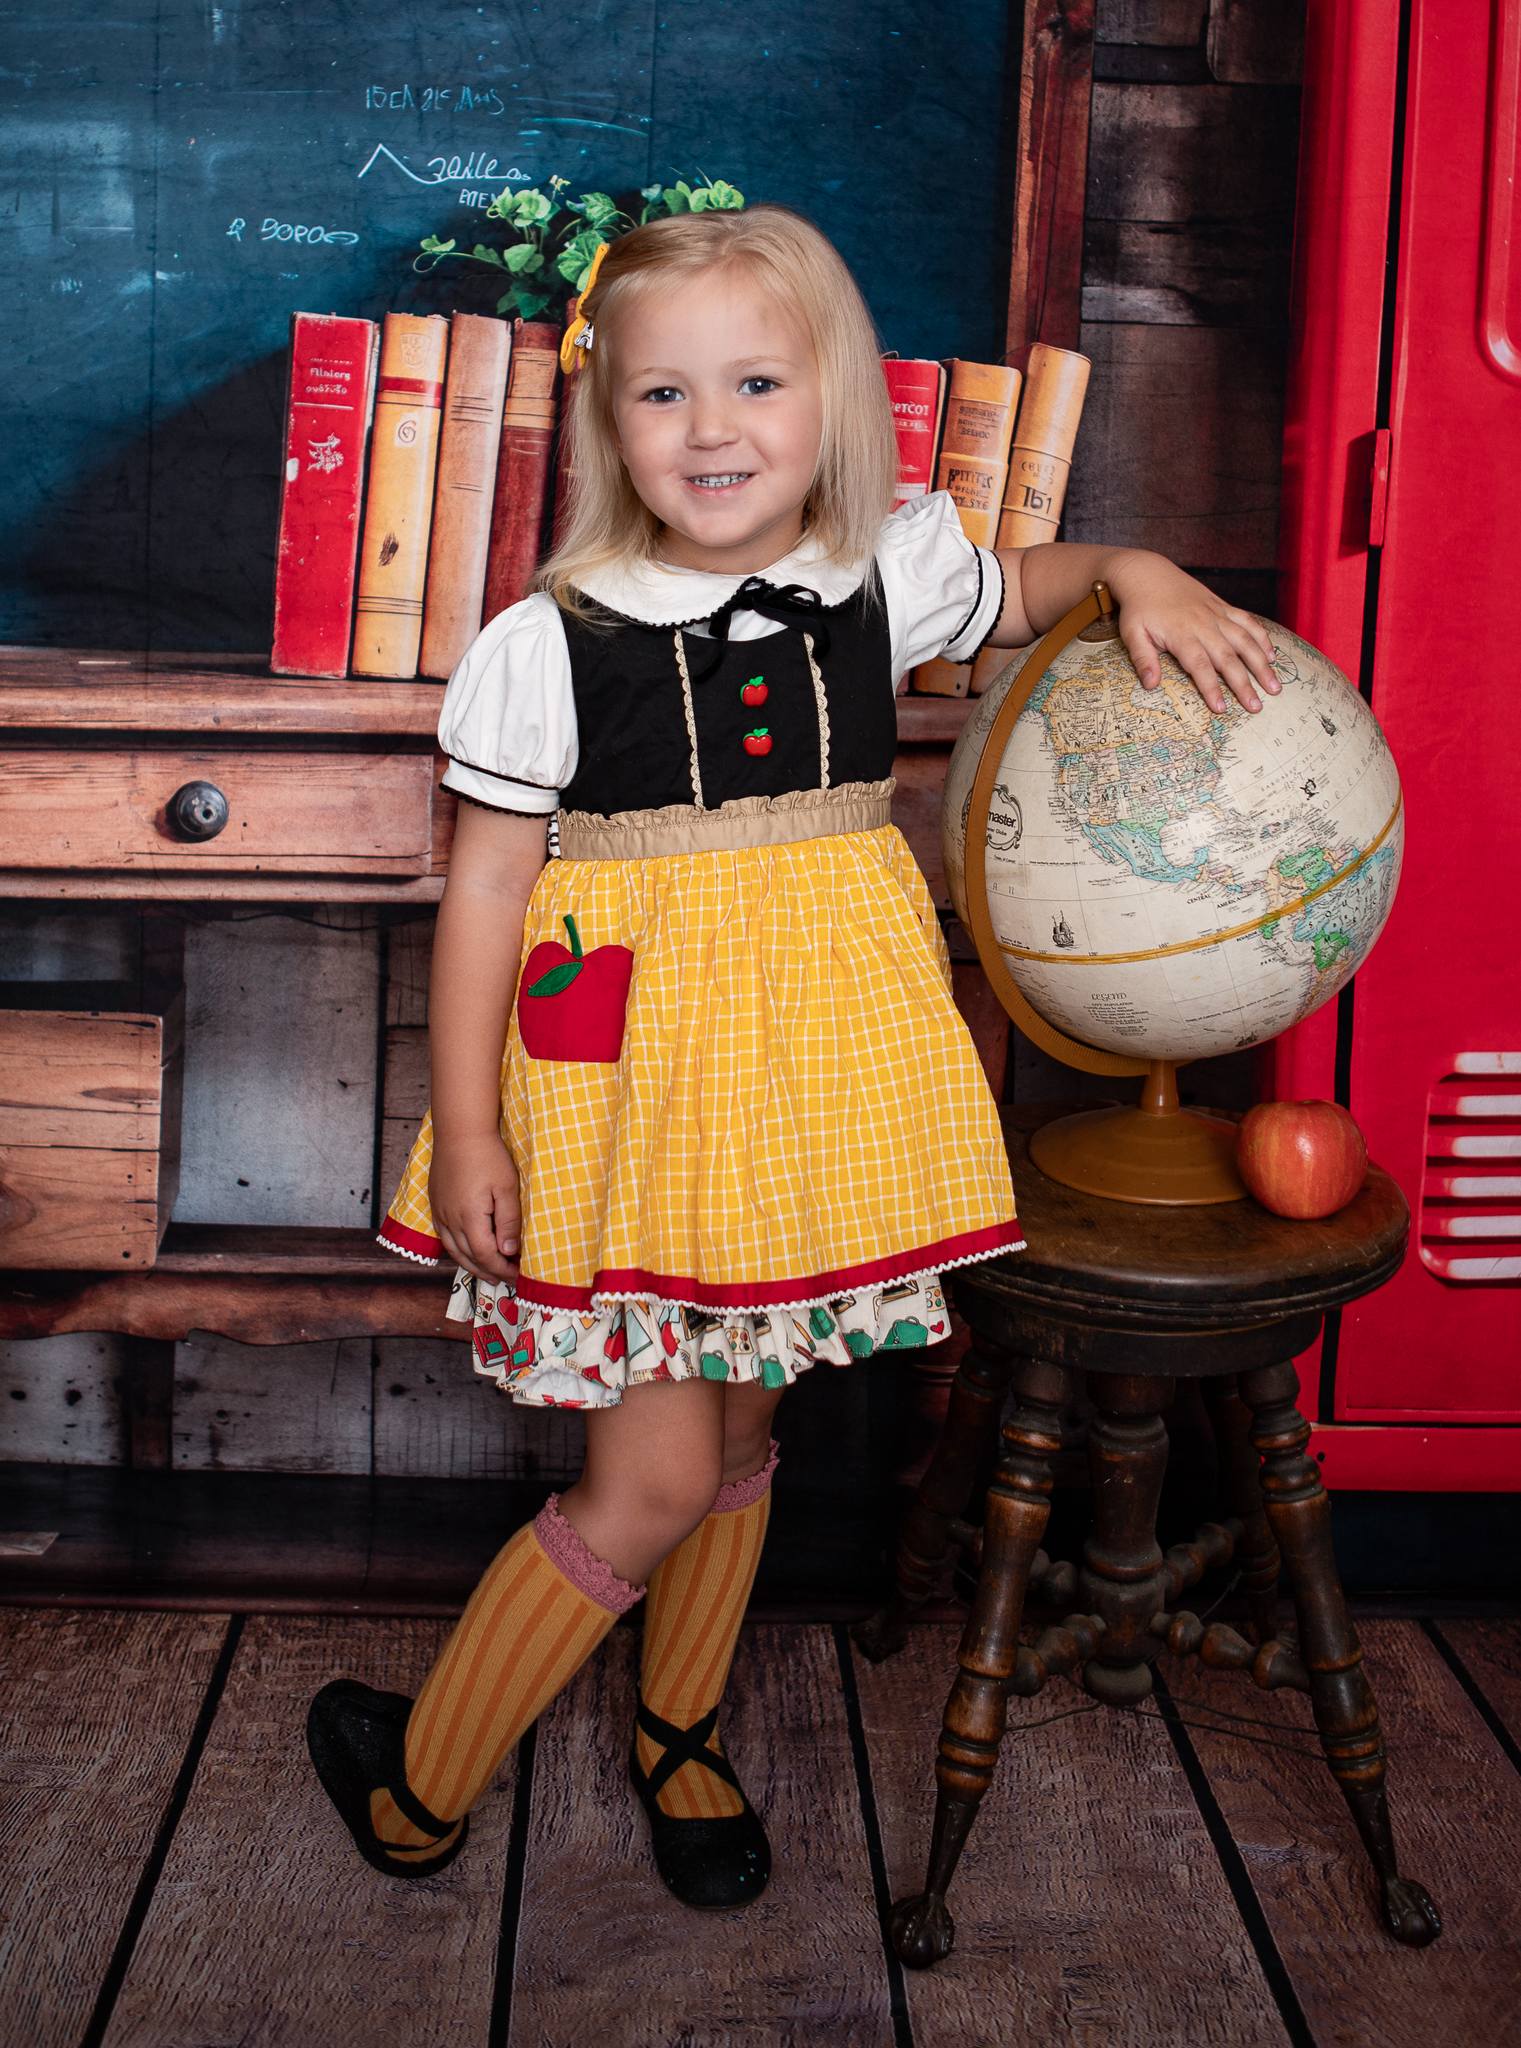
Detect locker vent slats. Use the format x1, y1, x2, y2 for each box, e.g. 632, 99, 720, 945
1419, 1054, 1521, 1282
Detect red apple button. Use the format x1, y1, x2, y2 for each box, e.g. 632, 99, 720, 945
740, 675, 768, 706
519, 911, 634, 1063
743, 728, 772, 756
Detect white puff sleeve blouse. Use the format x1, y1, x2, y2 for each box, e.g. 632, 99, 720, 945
436, 593, 579, 814
875, 489, 1006, 681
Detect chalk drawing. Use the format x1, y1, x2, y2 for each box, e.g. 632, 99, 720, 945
358, 141, 536, 188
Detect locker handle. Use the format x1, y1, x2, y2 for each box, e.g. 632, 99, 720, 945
1367, 427, 1392, 549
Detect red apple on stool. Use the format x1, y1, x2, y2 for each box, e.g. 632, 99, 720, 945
1236, 1099, 1369, 1219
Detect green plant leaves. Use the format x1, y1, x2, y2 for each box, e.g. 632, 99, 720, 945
497, 289, 552, 318
417, 174, 745, 314
556, 226, 608, 288
692, 178, 743, 211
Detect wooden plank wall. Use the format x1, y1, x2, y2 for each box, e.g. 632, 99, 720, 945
0, 0, 1306, 1477
1070, 5, 1300, 571
1014, 0, 1303, 1112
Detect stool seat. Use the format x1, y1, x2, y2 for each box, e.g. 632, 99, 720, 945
980, 1103, 1408, 1338
855, 1103, 1442, 1969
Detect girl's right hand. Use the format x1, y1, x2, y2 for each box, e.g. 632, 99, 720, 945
429, 1132, 521, 1282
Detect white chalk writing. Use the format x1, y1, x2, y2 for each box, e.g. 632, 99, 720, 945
356, 142, 533, 188
258, 218, 361, 246
365, 83, 506, 114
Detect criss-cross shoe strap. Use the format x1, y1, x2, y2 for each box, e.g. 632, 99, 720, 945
633, 1695, 741, 1803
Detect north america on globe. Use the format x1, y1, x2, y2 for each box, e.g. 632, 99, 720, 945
942, 619, 1404, 1062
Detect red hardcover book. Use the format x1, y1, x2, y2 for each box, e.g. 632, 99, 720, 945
882, 356, 947, 511
270, 313, 379, 678
481, 321, 562, 619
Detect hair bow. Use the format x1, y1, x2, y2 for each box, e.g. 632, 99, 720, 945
559, 241, 611, 376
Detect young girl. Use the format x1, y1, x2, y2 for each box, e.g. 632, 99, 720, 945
306, 204, 1280, 1907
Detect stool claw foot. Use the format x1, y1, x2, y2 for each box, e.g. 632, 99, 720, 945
889, 1890, 956, 1968
1382, 1875, 1442, 1947
851, 1605, 909, 1663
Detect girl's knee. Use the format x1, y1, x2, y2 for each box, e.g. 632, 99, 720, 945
650, 1465, 727, 1538
587, 1458, 724, 1547
721, 1385, 784, 1484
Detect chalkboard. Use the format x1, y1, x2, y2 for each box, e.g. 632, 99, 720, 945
1, 0, 1017, 651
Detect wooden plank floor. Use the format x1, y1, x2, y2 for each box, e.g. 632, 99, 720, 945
1, 1610, 1518, 2048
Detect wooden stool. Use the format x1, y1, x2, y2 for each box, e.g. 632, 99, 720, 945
856, 1103, 1442, 1966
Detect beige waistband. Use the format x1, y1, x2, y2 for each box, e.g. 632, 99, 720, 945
556, 778, 896, 860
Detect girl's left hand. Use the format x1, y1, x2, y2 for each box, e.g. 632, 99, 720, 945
1106, 552, 1283, 715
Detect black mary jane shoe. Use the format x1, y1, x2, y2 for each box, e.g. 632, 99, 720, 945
627, 1692, 771, 1911
305, 1678, 469, 1881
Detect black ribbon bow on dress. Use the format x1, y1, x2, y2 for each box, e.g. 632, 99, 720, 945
684, 575, 833, 687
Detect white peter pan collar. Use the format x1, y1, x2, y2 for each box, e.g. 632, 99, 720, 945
572, 525, 871, 628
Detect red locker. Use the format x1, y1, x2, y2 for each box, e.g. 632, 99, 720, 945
1266, 0, 1521, 1487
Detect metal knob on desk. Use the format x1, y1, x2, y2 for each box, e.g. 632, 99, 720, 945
167, 780, 229, 841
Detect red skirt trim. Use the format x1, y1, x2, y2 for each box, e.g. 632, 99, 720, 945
512, 1217, 1027, 1313
378, 1216, 445, 1261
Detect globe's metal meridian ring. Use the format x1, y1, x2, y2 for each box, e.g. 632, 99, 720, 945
960, 581, 1154, 1082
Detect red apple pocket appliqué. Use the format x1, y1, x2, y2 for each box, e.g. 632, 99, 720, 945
517, 911, 634, 1063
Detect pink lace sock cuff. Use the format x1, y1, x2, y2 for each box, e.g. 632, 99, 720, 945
534, 1495, 648, 1613
711, 1435, 781, 1515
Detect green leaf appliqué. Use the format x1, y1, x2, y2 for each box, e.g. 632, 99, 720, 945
525, 912, 585, 997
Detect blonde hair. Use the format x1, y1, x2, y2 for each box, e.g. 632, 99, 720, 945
529, 204, 899, 629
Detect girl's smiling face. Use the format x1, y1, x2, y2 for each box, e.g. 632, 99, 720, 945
610, 267, 824, 575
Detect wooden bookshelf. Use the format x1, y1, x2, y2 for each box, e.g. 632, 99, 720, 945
0, 1226, 457, 1344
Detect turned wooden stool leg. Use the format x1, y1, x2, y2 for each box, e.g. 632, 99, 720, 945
1078, 1373, 1174, 1703
1203, 1372, 1282, 1645
854, 1334, 1017, 1662
890, 1355, 1071, 1968
1239, 1361, 1442, 1948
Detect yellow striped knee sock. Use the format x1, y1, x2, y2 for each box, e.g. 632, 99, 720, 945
369, 1495, 645, 1854
635, 1439, 779, 1821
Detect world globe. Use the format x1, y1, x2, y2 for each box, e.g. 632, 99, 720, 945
940, 584, 1404, 1202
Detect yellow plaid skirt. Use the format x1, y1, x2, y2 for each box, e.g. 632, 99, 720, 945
379, 781, 1024, 1403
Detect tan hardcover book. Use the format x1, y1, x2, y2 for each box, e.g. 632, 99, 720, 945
419, 314, 513, 679
352, 313, 450, 678
967, 342, 1092, 694
911, 358, 1023, 696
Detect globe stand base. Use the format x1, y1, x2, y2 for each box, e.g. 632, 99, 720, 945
1028, 1061, 1248, 1206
